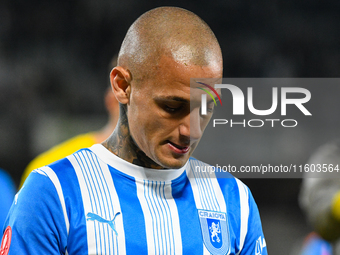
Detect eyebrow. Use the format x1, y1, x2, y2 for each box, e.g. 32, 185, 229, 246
154, 96, 189, 103
193, 78, 222, 86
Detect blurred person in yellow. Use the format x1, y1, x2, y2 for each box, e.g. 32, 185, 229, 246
19, 83, 119, 189
299, 139, 340, 254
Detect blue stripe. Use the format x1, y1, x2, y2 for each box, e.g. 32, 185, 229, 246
151, 182, 162, 254
110, 168, 147, 254
172, 170, 203, 254
217, 177, 240, 254
49, 158, 87, 254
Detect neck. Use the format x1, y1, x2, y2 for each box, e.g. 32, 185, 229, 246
102, 107, 163, 169
93, 115, 119, 144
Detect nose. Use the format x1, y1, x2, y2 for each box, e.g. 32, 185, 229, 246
179, 108, 202, 143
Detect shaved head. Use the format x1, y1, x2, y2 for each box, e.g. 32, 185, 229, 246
118, 7, 222, 81
106, 7, 223, 169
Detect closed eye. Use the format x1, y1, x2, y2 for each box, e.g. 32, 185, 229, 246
164, 105, 183, 113
154, 97, 189, 115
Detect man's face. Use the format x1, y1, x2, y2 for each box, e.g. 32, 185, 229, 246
127, 55, 222, 169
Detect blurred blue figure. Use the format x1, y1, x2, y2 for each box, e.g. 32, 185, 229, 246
0, 168, 16, 240
300, 233, 333, 255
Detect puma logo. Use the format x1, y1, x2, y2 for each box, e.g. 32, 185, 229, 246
86, 212, 121, 235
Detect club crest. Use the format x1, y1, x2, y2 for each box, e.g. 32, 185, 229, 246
198, 209, 230, 255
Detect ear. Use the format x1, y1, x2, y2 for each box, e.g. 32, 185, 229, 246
110, 66, 132, 104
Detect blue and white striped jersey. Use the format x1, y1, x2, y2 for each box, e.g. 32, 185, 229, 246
3, 144, 267, 255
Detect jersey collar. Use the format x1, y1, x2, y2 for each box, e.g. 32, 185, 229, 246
89, 144, 188, 182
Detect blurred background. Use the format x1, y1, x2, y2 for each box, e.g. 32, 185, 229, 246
1, 0, 340, 253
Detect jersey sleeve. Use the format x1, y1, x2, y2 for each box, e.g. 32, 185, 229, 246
240, 188, 268, 255
0, 169, 16, 240
2, 168, 68, 254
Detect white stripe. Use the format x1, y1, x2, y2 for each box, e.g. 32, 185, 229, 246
164, 183, 182, 255
68, 150, 126, 255
203, 245, 211, 255
38, 166, 70, 235
187, 160, 229, 254
187, 161, 226, 212
235, 178, 249, 255
137, 182, 156, 255
136, 180, 182, 255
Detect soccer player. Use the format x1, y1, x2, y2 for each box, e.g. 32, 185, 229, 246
1, 7, 267, 255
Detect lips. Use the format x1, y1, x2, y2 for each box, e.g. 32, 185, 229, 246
167, 141, 190, 154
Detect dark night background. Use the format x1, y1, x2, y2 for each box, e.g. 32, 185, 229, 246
1, 0, 340, 253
